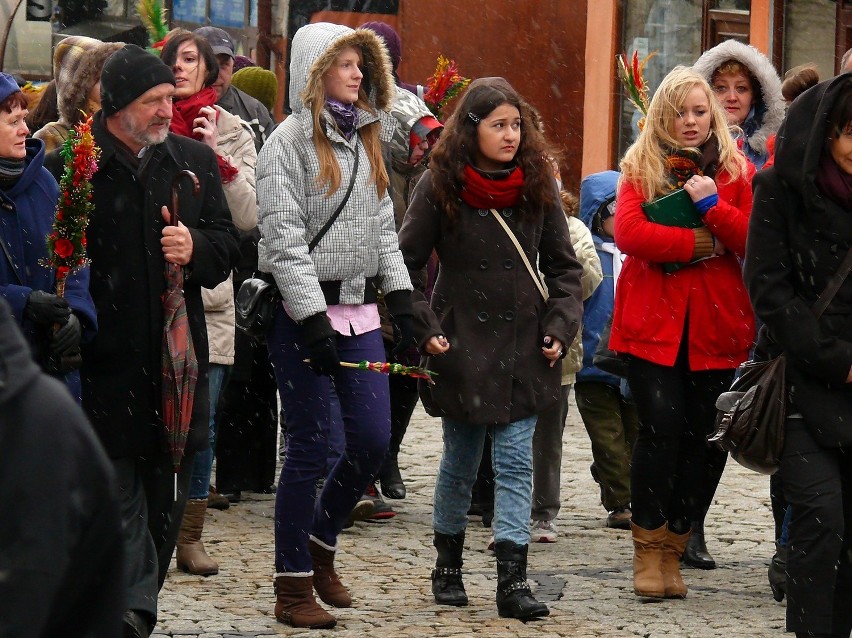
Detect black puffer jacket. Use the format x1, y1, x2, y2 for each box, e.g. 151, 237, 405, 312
745, 73, 852, 448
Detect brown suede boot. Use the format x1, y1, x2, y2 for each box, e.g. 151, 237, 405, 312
308, 536, 352, 608
631, 521, 667, 598
662, 528, 691, 599
273, 574, 336, 629
175, 498, 219, 576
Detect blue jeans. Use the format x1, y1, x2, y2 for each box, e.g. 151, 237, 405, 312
267, 308, 390, 573
188, 363, 228, 499
434, 415, 537, 546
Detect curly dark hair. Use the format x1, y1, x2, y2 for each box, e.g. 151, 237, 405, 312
428, 77, 557, 222
160, 32, 219, 90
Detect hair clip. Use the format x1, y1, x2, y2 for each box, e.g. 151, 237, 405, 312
467, 112, 480, 124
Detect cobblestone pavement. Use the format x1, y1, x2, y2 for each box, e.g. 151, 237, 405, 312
154, 396, 786, 638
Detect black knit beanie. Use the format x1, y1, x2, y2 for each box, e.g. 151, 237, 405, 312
100, 44, 175, 117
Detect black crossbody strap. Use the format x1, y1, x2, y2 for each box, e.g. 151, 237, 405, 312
812, 245, 852, 319
308, 140, 360, 253
778, 177, 852, 321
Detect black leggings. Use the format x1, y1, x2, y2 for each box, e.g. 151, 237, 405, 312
627, 339, 733, 533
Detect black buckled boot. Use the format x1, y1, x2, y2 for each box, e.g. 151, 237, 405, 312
431, 531, 468, 606
495, 541, 549, 620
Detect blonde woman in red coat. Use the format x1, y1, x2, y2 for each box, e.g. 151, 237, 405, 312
609, 66, 755, 600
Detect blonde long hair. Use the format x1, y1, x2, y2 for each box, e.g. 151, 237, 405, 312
620, 66, 747, 201
305, 68, 388, 198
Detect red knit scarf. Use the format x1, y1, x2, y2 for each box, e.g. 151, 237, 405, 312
170, 86, 218, 138
460, 164, 525, 209
169, 86, 238, 184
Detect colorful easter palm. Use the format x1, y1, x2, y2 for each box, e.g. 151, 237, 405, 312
423, 55, 471, 122
616, 50, 657, 131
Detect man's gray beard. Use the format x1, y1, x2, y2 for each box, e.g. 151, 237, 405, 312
136, 127, 169, 146
119, 110, 170, 148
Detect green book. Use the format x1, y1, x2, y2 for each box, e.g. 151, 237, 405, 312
641, 188, 706, 274
641, 188, 703, 228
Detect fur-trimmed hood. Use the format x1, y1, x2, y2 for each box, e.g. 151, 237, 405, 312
693, 39, 784, 156
288, 22, 394, 117
53, 36, 124, 124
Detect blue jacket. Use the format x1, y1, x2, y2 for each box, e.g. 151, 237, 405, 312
0, 138, 97, 393
577, 170, 621, 386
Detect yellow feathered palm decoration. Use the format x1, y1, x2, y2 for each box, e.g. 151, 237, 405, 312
136, 0, 169, 53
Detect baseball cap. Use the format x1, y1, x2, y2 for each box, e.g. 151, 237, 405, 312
194, 26, 235, 58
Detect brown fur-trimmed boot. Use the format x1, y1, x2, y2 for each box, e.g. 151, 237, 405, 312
175, 498, 219, 576
308, 536, 352, 608
662, 528, 691, 598
631, 521, 667, 598
273, 573, 336, 629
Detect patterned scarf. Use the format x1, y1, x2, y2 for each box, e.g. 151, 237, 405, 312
460, 164, 525, 209
325, 99, 358, 140
662, 134, 720, 192
0, 157, 24, 190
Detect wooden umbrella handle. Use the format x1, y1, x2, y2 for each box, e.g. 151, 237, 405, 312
169, 170, 200, 227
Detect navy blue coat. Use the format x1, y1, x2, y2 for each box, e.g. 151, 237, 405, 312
577, 170, 622, 387
0, 138, 97, 396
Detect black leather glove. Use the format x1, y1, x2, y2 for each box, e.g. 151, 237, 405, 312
24, 290, 71, 325
301, 313, 340, 376
58, 350, 83, 372
51, 313, 82, 357
384, 290, 416, 360
390, 313, 416, 359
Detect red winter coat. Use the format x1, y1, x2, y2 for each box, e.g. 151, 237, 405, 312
609, 164, 756, 370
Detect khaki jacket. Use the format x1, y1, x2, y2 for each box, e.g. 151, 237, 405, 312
561, 215, 602, 385
202, 106, 258, 365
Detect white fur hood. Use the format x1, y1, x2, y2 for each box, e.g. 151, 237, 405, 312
693, 39, 784, 156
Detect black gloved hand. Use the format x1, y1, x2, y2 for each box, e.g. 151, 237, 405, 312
383, 289, 416, 360
301, 313, 340, 376
390, 313, 416, 360
24, 290, 71, 325
51, 313, 82, 357
58, 350, 83, 372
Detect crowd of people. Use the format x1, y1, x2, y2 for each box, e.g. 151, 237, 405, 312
1, 18, 852, 638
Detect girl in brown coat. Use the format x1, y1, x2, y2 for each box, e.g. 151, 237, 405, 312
398, 77, 583, 619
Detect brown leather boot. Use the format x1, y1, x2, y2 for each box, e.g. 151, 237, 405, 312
631, 521, 666, 598
175, 498, 219, 576
308, 536, 352, 608
273, 574, 336, 629
662, 528, 691, 598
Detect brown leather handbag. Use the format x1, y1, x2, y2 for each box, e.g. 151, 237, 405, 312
708, 354, 787, 474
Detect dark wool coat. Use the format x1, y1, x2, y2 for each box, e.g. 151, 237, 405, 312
398, 170, 584, 426
746, 73, 852, 449
0, 299, 124, 638
45, 112, 240, 459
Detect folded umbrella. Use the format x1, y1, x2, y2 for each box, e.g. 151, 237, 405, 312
161, 170, 200, 498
